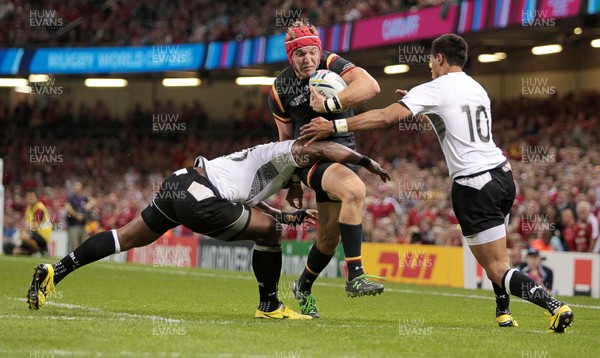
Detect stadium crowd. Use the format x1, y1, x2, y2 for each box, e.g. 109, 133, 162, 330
2, 90, 600, 254
1, 0, 447, 47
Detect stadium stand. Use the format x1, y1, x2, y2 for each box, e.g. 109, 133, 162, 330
0, 0, 445, 47
3, 91, 600, 251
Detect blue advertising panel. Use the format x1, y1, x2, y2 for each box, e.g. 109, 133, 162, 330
205, 41, 237, 69
265, 33, 287, 64
27, 44, 205, 74
236, 37, 266, 67
0, 48, 24, 74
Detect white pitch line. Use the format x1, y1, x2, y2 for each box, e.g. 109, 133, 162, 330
10, 297, 235, 325
98, 264, 600, 310
0, 314, 96, 321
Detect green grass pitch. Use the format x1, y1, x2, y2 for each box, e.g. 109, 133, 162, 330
1, 255, 599, 357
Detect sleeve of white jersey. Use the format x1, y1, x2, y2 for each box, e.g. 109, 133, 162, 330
398, 81, 439, 115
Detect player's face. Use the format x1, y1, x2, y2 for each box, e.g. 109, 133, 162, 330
292, 46, 320, 79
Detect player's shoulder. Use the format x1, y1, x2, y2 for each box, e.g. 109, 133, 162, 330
440, 72, 481, 88
276, 66, 294, 79
445, 72, 489, 97
412, 72, 478, 94
320, 50, 336, 61
319, 51, 355, 73
404, 80, 437, 98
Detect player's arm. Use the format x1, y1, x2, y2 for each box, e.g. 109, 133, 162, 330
292, 140, 390, 182
299, 102, 412, 145
255, 201, 317, 225
311, 62, 380, 113
338, 67, 380, 108
255, 201, 281, 218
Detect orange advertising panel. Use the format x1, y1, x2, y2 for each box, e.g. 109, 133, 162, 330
362, 243, 464, 287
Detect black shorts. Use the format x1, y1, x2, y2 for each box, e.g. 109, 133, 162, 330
141, 168, 251, 241
451, 162, 515, 243
298, 161, 359, 203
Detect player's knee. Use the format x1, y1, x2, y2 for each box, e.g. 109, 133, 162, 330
116, 228, 135, 251
337, 180, 366, 204
116, 226, 147, 251
257, 219, 281, 246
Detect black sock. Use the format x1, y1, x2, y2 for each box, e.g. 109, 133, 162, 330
339, 223, 364, 280
492, 282, 510, 313
298, 245, 334, 293
252, 245, 282, 312
53, 230, 119, 285
502, 269, 562, 314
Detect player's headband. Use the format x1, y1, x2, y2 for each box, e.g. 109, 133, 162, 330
285, 26, 321, 66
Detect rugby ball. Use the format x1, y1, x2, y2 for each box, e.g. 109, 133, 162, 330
309, 70, 347, 112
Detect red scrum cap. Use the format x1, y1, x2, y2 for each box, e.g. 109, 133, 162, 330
284, 24, 321, 67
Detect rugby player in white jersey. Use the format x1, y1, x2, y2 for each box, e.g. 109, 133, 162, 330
27, 140, 389, 320
300, 33, 573, 333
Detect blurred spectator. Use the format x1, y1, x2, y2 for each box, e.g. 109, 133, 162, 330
410, 216, 435, 245
560, 208, 579, 251
518, 248, 554, 293
64, 181, 94, 251
2, 210, 20, 254
576, 201, 599, 253
10, 191, 51, 256
1, 91, 599, 246
508, 238, 527, 268
1, 0, 417, 47
530, 230, 564, 252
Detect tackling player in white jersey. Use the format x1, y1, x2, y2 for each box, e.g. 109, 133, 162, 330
300, 33, 573, 333
27, 140, 389, 319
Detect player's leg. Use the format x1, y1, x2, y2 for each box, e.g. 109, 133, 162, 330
175, 170, 309, 319
321, 164, 366, 278
467, 238, 516, 326
27, 172, 183, 310
291, 162, 342, 317
453, 166, 521, 326
225, 207, 310, 319
27, 215, 165, 310
28, 212, 167, 308
296, 201, 341, 291
454, 166, 573, 332
469, 238, 573, 332
290, 201, 340, 317
321, 163, 384, 297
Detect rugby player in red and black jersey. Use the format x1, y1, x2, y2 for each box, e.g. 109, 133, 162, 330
268, 21, 383, 318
